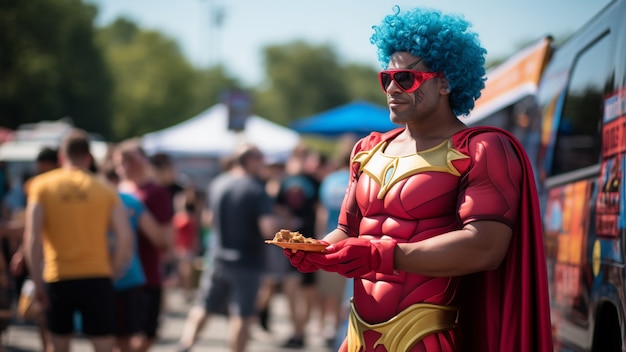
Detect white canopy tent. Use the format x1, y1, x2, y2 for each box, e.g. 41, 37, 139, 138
141, 104, 300, 162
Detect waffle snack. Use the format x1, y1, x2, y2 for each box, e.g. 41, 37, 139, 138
266, 229, 328, 252
272, 229, 319, 244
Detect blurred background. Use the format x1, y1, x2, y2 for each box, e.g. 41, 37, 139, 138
0, 0, 611, 185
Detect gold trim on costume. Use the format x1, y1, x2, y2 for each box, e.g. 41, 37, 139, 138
353, 139, 469, 199
347, 300, 459, 352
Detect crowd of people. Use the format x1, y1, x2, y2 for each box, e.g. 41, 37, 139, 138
0, 4, 553, 352
0, 130, 354, 352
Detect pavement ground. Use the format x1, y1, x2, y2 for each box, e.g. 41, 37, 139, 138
2, 289, 336, 352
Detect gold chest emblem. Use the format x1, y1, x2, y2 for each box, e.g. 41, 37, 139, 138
353, 139, 469, 199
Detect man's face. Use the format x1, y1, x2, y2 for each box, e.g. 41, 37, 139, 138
383, 52, 446, 125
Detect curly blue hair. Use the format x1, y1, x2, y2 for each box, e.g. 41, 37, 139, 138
370, 6, 487, 116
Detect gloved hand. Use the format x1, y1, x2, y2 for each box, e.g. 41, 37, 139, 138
306, 237, 397, 278
283, 243, 328, 273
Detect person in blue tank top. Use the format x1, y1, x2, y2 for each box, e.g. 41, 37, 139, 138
103, 166, 170, 352
114, 192, 147, 291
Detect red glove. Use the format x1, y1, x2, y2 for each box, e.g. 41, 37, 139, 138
306, 237, 397, 278
283, 247, 323, 273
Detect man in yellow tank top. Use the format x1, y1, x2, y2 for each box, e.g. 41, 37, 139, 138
23, 129, 133, 352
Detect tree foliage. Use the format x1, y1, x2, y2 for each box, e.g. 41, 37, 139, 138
96, 18, 245, 141
342, 63, 387, 107
99, 20, 190, 140
2, 0, 533, 144
253, 41, 386, 127
254, 41, 351, 125
0, 0, 113, 136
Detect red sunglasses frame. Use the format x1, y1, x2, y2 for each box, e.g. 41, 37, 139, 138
378, 69, 444, 93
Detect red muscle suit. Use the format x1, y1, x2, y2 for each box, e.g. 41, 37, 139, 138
308, 126, 552, 352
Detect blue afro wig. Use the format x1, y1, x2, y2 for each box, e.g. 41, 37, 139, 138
370, 6, 487, 116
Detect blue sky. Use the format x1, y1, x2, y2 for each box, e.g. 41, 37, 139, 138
86, 0, 610, 86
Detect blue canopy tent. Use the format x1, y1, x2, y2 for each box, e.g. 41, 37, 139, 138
290, 100, 401, 137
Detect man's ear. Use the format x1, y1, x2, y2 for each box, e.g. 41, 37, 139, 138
440, 79, 451, 95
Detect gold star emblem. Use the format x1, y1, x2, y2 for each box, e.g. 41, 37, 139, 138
353, 139, 468, 199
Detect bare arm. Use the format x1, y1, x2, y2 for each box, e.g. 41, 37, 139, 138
22, 202, 47, 307
110, 204, 133, 278
395, 220, 512, 277
138, 211, 173, 250
322, 228, 349, 244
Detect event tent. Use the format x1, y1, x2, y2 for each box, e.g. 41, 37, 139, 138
290, 100, 400, 137
141, 104, 300, 161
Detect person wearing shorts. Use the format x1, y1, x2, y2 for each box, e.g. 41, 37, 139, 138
23, 129, 133, 352
197, 261, 262, 320
112, 141, 174, 351
45, 278, 116, 337
104, 164, 166, 352
178, 144, 278, 352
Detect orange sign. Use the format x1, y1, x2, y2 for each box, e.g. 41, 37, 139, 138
466, 36, 553, 124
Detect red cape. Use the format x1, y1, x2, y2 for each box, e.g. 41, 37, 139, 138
453, 127, 552, 351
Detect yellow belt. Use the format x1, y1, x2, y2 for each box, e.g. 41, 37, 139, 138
347, 299, 459, 352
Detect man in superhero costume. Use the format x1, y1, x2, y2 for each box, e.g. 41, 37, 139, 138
284, 6, 552, 352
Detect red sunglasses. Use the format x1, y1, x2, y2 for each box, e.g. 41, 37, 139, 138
378, 69, 444, 93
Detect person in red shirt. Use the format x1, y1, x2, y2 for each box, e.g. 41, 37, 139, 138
113, 141, 173, 352
172, 187, 199, 301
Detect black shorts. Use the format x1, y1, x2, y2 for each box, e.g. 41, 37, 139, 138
45, 277, 115, 336
115, 287, 144, 336
0, 283, 11, 332
139, 286, 162, 339
301, 272, 316, 286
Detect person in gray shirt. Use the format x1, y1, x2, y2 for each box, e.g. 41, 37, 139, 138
178, 143, 278, 352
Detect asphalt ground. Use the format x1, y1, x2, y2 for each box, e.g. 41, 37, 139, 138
2, 289, 335, 352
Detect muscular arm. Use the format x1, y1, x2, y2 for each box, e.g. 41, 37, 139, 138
322, 228, 350, 244
23, 202, 44, 287
23, 202, 48, 308
395, 220, 512, 276
395, 131, 517, 276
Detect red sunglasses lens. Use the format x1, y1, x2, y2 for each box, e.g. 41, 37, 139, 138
379, 70, 442, 93
380, 73, 393, 90
392, 71, 416, 90
380, 71, 417, 92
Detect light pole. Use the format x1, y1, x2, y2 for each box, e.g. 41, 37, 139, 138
206, 0, 226, 68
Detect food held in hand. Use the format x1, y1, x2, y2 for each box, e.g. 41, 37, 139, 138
272, 229, 319, 244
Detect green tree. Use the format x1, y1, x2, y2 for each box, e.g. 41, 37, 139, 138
254, 41, 351, 126
0, 0, 113, 136
97, 18, 244, 140
188, 65, 243, 117
97, 19, 194, 140
342, 63, 387, 106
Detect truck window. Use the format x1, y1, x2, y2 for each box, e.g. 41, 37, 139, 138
550, 34, 610, 176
